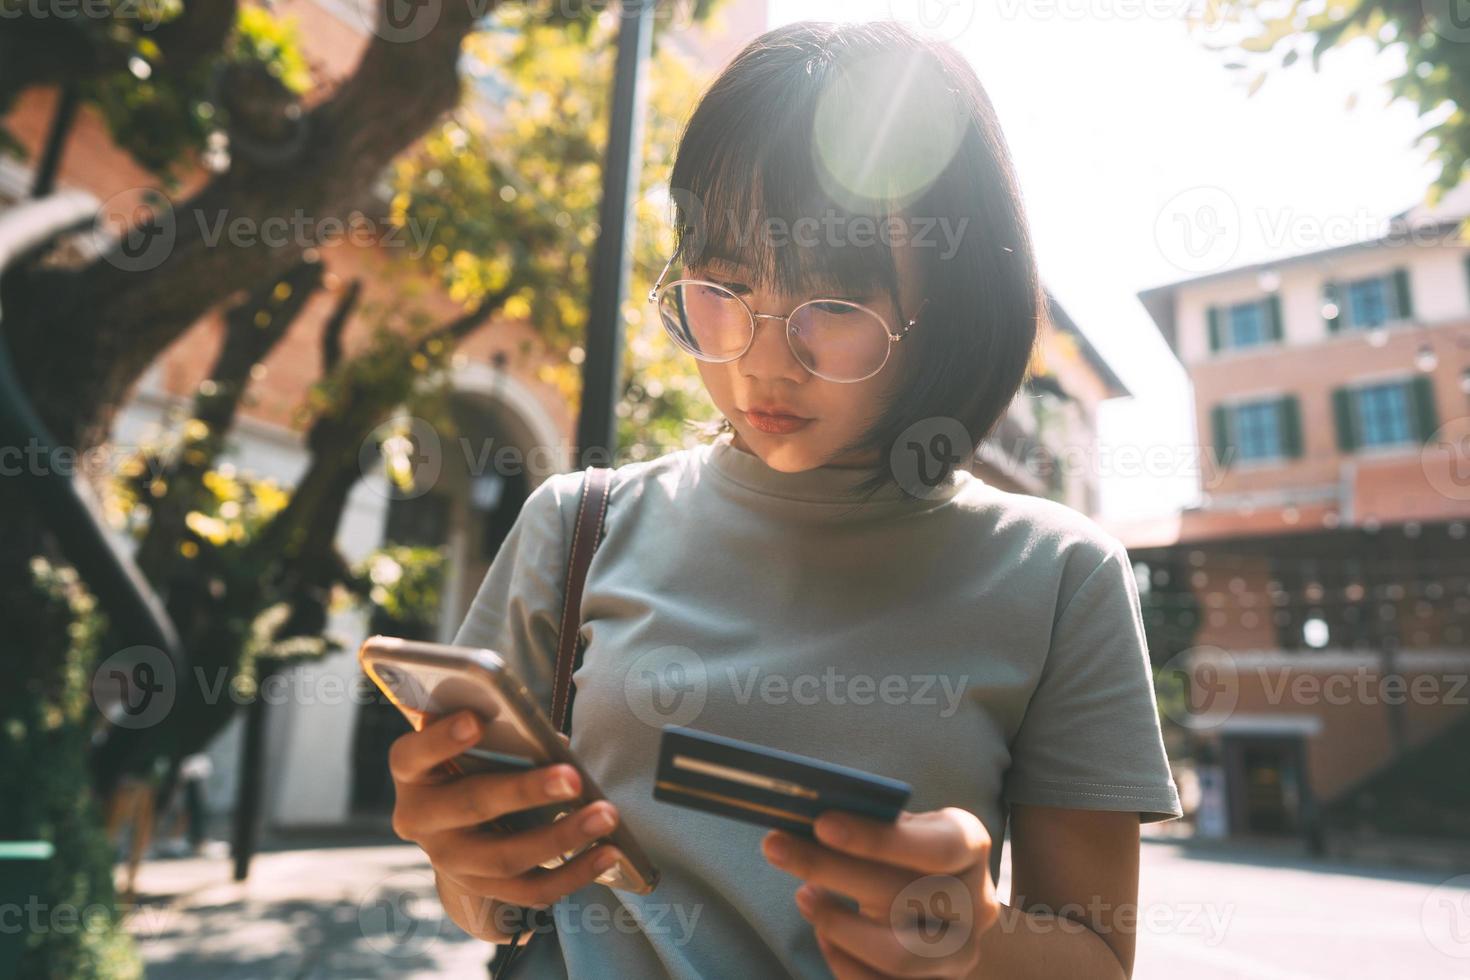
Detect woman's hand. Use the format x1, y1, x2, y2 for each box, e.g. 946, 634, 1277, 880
388, 710, 625, 944
762, 807, 1000, 979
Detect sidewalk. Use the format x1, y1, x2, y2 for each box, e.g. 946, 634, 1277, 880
126, 842, 498, 979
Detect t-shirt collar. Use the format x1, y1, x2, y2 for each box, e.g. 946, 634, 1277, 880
702, 429, 967, 512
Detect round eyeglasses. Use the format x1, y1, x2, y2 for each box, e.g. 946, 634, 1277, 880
647, 255, 925, 383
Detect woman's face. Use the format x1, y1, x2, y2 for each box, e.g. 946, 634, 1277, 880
692, 242, 926, 472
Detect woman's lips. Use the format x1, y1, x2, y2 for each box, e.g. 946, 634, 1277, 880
743, 410, 813, 434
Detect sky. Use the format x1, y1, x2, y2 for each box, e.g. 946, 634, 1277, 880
764, 0, 1441, 522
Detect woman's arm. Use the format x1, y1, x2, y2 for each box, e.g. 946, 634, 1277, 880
972, 805, 1140, 980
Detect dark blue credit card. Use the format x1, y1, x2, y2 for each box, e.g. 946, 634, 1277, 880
653, 725, 912, 837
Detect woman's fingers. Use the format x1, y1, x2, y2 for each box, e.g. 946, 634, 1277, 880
429, 800, 619, 879
394, 764, 584, 839
388, 710, 483, 786
813, 807, 991, 876
443, 844, 627, 910
800, 884, 979, 979
762, 830, 913, 917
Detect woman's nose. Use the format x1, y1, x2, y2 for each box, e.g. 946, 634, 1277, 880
739, 309, 807, 380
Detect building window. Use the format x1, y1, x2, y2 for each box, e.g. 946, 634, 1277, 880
1332, 376, 1439, 452
1233, 401, 1283, 460
1228, 302, 1266, 347
1211, 396, 1302, 466
1324, 269, 1412, 333
1207, 296, 1282, 354
1355, 382, 1414, 447
1346, 277, 1390, 328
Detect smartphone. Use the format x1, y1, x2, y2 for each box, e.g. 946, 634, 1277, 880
358, 635, 660, 894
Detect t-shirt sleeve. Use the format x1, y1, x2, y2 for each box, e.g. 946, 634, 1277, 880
451, 473, 573, 715
1002, 543, 1183, 823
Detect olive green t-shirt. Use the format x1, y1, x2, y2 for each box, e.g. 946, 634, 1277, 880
452, 430, 1181, 978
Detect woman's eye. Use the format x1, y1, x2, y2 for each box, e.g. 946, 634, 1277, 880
698, 283, 743, 300
812, 300, 858, 315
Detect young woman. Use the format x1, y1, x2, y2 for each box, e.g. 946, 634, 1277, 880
388, 19, 1180, 980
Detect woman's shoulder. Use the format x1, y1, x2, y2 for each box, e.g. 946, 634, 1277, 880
525, 443, 707, 527
948, 474, 1128, 579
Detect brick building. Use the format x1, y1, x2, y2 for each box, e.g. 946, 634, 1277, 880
1120, 187, 1470, 844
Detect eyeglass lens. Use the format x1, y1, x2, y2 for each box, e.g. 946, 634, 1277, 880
655, 282, 891, 382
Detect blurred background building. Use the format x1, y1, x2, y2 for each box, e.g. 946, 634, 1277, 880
1119, 186, 1470, 850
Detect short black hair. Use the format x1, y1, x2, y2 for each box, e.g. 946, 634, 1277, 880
667, 19, 1043, 501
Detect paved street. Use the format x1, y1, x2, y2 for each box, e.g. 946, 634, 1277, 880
126, 838, 1470, 979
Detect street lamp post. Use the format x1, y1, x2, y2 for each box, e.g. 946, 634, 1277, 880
575, 0, 655, 471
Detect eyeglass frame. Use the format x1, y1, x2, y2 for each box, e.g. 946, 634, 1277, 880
646, 254, 927, 383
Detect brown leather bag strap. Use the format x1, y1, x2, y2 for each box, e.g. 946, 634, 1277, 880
550, 466, 611, 735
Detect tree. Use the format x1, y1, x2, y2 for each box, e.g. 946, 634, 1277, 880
1202, 0, 1470, 203
1, 0, 721, 974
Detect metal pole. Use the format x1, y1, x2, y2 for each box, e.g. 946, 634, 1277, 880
575, 0, 655, 470
30, 83, 80, 199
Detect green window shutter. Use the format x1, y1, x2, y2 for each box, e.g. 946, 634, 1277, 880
1392, 268, 1413, 321
1409, 375, 1439, 441
1279, 395, 1302, 458
1207, 306, 1222, 353
1267, 294, 1284, 341
1211, 404, 1233, 468
1332, 387, 1358, 452
1324, 281, 1342, 333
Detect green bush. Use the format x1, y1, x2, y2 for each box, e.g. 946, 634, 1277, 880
0, 559, 142, 980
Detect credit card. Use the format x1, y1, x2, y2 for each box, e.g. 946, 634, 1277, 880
653, 725, 912, 837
